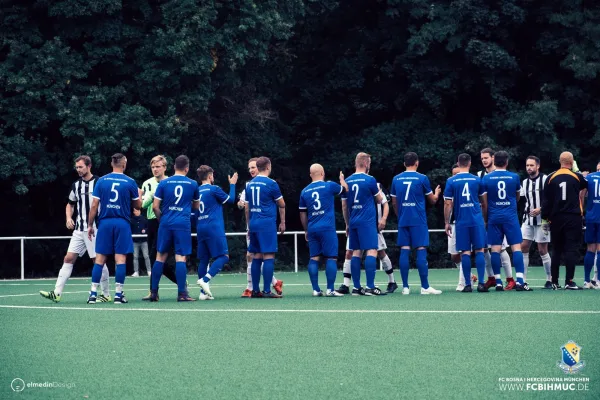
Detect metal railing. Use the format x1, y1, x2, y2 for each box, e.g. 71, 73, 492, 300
0, 229, 446, 280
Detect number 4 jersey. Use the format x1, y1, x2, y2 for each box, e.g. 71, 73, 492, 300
443, 172, 485, 227
154, 175, 200, 230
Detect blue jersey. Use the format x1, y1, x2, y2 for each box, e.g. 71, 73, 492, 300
341, 173, 380, 227
245, 176, 283, 232
196, 183, 234, 238
92, 172, 139, 222
390, 171, 432, 227
443, 172, 485, 227
154, 175, 199, 231
481, 170, 520, 224
585, 172, 600, 223
299, 181, 343, 232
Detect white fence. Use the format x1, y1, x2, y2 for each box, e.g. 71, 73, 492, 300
0, 229, 446, 280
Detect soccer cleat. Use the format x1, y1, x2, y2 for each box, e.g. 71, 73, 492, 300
456, 283, 465, 292
504, 278, 516, 291
483, 277, 496, 290
543, 281, 553, 289
495, 284, 504, 292
142, 291, 159, 301
40, 290, 61, 303
262, 291, 282, 298
461, 285, 473, 293
386, 282, 399, 293
241, 289, 253, 298
515, 283, 533, 292
87, 294, 97, 304
401, 287, 410, 295
197, 279, 213, 299
551, 283, 562, 290
365, 287, 386, 296
251, 290, 263, 298
177, 292, 196, 302
114, 294, 128, 304
199, 292, 214, 300
583, 281, 595, 289
591, 281, 600, 290
337, 284, 350, 294
477, 283, 489, 293
313, 290, 324, 297
326, 289, 344, 297
420, 287, 442, 295
564, 281, 582, 290
98, 294, 112, 303
131, 272, 140, 277
273, 279, 284, 295
351, 287, 367, 296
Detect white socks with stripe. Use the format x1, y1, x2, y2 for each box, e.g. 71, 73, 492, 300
54, 263, 73, 296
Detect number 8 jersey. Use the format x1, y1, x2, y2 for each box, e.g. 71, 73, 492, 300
154, 175, 200, 230
481, 169, 521, 224
443, 172, 485, 227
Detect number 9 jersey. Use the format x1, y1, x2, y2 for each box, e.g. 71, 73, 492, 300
154, 176, 200, 231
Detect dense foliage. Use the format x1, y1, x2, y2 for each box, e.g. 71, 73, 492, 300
1, 0, 598, 277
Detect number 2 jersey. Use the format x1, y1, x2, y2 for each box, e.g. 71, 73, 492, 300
481, 169, 521, 224
154, 175, 199, 231
341, 173, 380, 228
299, 180, 343, 232
443, 172, 485, 227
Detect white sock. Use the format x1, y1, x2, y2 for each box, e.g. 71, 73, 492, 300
523, 253, 529, 281
343, 259, 351, 287
246, 262, 252, 290
484, 251, 493, 277
100, 264, 110, 296
541, 253, 552, 281
272, 276, 278, 285
91, 282, 98, 293
115, 283, 123, 295
457, 262, 465, 285
54, 263, 73, 295
381, 255, 395, 283
501, 251, 513, 278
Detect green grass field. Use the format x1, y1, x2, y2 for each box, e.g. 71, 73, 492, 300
1, 267, 599, 399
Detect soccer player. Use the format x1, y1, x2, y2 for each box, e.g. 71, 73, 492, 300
149, 155, 199, 301
542, 152, 588, 290
582, 164, 600, 289
340, 152, 386, 296
243, 157, 286, 298
299, 164, 346, 296
40, 155, 111, 302
520, 156, 552, 289
444, 153, 488, 292
195, 165, 238, 300
481, 151, 530, 291
237, 157, 283, 297
478, 148, 516, 289
390, 152, 442, 295
87, 153, 141, 304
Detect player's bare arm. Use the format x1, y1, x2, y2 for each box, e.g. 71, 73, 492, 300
277, 197, 286, 234
391, 196, 398, 218
229, 172, 238, 185
480, 193, 488, 223
87, 198, 100, 240
444, 199, 453, 237
427, 185, 442, 205
152, 197, 162, 221
299, 210, 308, 241
341, 198, 349, 236
378, 200, 389, 231
66, 203, 75, 230
339, 171, 348, 192
375, 191, 384, 204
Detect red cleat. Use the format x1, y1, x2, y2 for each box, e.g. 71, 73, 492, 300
241, 289, 253, 298
471, 274, 478, 283
504, 278, 516, 291
484, 277, 496, 290
273, 279, 284, 295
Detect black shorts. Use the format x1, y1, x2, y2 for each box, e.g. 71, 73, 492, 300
549, 214, 582, 252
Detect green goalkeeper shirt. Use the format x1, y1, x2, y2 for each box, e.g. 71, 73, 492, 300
141, 176, 169, 220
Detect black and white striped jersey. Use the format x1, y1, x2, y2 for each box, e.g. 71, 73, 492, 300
520, 174, 547, 226
376, 183, 390, 223
68, 175, 98, 231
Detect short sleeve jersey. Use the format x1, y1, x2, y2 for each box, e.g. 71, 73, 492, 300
92, 173, 140, 222
390, 171, 432, 227
244, 176, 283, 232
196, 184, 231, 238
341, 173, 380, 228
154, 175, 200, 231
585, 172, 600, 223
299, 181, 343, 232
443, 172, 485, 227
481, 170, 521, 224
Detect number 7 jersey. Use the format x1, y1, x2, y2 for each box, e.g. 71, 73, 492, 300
154, 175, 200, 230
443, 172, 485, 227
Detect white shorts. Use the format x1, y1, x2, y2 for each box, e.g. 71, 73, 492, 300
346, 233, 387, 251
521, 224, 550, 243
67, 230, 97, 258
447, 224, 458, 254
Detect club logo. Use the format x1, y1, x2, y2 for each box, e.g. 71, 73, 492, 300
557, 341, 585, 374
11, 378, 25, 392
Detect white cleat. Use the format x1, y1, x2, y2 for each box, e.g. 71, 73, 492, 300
131, 272, 139, 277
147, 271, 151, 277
199, 292, 214, 300
313, 290, 324, 297
421, 286, 442, 295
402, 287, 410, 295
583, 281, 595, 289
592, 281, 600, 290
456, 284, 465, 292
326, 289, 344, 297
197, 279, 213, 298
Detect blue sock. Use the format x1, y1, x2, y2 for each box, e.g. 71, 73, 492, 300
204, 255, 228, 283
325, 259, 337, 291
416, 249, 429, 289
115, 263, 126, 285
350, 256, 362, 289
513, 251, 524, 285
475, 252, 486, 284
491, 252, 502, 286
251, 258, 262, 292
176, 261, 187, 293
461, 254, 471, 286
399, 249, 410, 288
584, 251, 595, 283
91, 263, 103, 296
365, 255, 376, 289
197, 255, 209, 280
307, 259, 320, 292
262, 258, 275, 293
151, 261, 164, 291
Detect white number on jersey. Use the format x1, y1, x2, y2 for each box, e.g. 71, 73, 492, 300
174, 185, 183, 204
403, 181, 412, 201
110, 182, 120, 202
251, 186, 261, 206
497, 181, 506, 200
198, 194, 205, 214
462, 182, 471, 201
559, 181, 567, 201
352, 184, 359, 203
312, 191, 321, 210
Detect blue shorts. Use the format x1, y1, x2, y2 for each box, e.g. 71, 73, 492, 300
197, 236, 229, 259
487, 221, 522, 246
248, 231, 278, 254
397, 225, 429, 248
307, 230, 338, 258
157, 226, 191, 256
95, 218, 133, 255
455, 225, 487, 252
585, 222, 600, 244
348, 224, 378, 251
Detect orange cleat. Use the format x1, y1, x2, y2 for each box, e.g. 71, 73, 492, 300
241, 289, 253, 298
504, 277, 516, 291
484, 277, 496, 290
471, 274, 478, 283
273, 279, 284, 295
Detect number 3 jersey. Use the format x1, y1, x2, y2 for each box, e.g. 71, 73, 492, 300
481, 169, 521, 224
443, 172, 485, 227
299, 180, 344, 232
92, 172, 140, 222
154, 175, 199, 231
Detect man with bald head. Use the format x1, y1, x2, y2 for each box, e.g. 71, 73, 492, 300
299, 164, 347, 296
542, 152, 588, 290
